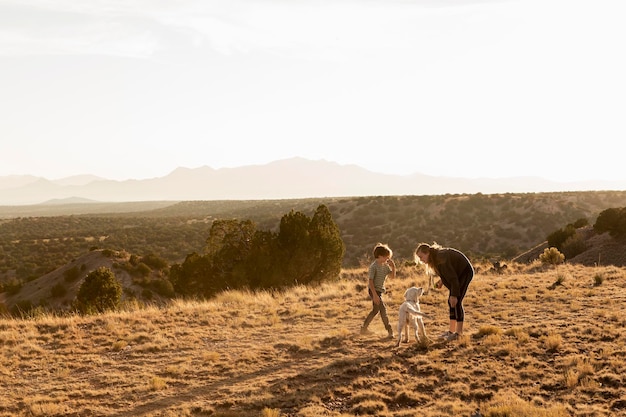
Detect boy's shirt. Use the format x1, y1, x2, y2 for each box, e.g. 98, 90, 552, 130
369, 261, 391, 293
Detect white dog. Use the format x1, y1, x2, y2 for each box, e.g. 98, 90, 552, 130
396, 286, 430, 347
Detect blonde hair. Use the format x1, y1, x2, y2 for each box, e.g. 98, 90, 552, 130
414, 242, 441, 275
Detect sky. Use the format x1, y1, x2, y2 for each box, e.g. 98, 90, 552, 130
1, 0, 625, 183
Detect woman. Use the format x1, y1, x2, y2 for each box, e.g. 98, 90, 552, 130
415, 242, 474, 341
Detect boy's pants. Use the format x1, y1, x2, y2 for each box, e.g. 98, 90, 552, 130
363, 289, 392, 333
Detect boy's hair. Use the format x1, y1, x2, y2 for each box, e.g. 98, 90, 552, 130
373, 243, 392, 258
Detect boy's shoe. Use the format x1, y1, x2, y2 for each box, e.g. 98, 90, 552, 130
438, 331, 453, 340
386, 331, 394, 340
445, 332, 459, 342
360, 327, 373, 335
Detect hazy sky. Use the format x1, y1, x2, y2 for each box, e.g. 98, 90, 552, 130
1, 0, 624, 182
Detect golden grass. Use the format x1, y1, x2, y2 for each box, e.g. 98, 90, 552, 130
1, 262, 625, 416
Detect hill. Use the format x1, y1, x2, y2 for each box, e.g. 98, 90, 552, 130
4, 191, 626, 282
0, 249, 172, 314
1, 262, 624, 416
512, 226, 626, 267
3, 158, 626, 205
2, 214, 624, 316
5, 191, 626, 313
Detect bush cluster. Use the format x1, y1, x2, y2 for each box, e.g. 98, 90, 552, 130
169, 205, 345, 298
74, 267, 122, 314
546, 218, 588, 259
594, 207, 626, 237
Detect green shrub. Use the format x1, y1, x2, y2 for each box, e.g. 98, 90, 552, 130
152, 279, 175, 297
129, 254, 140, 266
134, 262, 151, 277
561, 232, 587, 259
141, 253, 168, 270
547, 224, 576, 250
594, 207, 626, 237
593, 273, 604, 286
75, 267, 122, 314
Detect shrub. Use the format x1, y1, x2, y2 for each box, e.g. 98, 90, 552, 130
261, 409, 282, 417
572, 218, 589, 228
544, 333, 563, 352
476, 325, 502, 337
593, 273, 604, 286
152, 279, 175, 297
594, 207, 626, 237
561, 232, 587, 259
539, 247, 565, 268
75, 267, 122, 314
547, 225, 575, 250
134, 262, 151, 277
129, 254, 140, 266
141, 253, 168, 270
148, 376, 167, 391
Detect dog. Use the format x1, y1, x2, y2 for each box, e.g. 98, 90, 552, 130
396, 286, 430, 347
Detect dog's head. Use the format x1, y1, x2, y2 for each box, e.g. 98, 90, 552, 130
403, 286, 423, 303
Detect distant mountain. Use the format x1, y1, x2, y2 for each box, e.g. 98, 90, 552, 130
50, 175, 104, 187
40, 197, 100, 205
1, 157, 625, 205
0, 174, 42, 190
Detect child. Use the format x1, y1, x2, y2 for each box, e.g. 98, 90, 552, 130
361, 243, 396, 339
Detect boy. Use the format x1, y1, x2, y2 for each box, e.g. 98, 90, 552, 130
361, 243, 396, 339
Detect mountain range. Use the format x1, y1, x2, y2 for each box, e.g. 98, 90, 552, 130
2, 157, 626, 205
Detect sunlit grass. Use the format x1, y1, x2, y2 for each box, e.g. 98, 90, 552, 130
0, 263, 624, 416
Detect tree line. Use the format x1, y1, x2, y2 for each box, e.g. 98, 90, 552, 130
4, 191, 626, 288
169, 205, 344, 298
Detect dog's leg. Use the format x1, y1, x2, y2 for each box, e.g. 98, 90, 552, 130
396, 309, 406, 347
405, 303, 428, 318
417, 317, 429, 342
403, 320, 409, 343
410, 317, 419, 343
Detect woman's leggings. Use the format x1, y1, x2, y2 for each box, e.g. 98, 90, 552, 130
449, 271, 473, 322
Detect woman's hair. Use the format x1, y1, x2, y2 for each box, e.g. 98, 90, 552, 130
373, 242, 392, 258
414, 242, 441, 274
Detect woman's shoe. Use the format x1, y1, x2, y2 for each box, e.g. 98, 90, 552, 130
438, 331, 453, 340
445, 332, 459, 341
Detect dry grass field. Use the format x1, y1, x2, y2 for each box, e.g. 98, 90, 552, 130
1, 261, 625, 417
